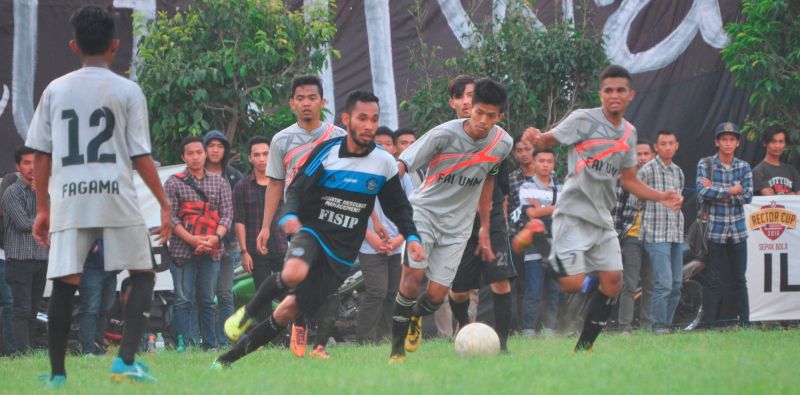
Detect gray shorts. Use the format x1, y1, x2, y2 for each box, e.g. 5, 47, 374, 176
406, 214, 468, 288
549, 215, 622, 276
47, 224, 154, 279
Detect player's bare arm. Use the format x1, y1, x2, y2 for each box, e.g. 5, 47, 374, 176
32, 152, 52, 247
235, 222, 253, 273
256, 178, 284, 254
620, 167, 683, 210
396, 160, 407, 177
476, 174, 496, 261
371, 210, 389, 242
522, 127, 560, 150
133, 155, 172, 244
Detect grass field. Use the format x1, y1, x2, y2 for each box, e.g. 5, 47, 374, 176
1, 328, 797, 394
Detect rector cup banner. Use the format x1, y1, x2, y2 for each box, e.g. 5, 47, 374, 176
746, 196, 800, 321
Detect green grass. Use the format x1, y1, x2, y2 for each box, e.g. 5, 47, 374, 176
1, 329, 798, 394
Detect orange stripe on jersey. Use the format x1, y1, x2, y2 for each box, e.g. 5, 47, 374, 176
421, 128, 505, 191
283, 124, 335, 186
574, 122, 633, 173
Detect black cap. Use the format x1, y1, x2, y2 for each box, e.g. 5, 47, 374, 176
714, 122, 740, 140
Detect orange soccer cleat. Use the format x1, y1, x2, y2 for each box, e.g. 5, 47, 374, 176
511, 219, 546, 254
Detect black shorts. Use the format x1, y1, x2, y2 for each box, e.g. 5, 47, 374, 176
285, 232, 348, 316
450, 227, 517, 293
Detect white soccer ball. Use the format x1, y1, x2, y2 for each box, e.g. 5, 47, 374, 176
454, 322, 501, 358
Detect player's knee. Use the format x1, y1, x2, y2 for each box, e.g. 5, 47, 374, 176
489, 279, 511, 294
281, 259, 308, 287
559, 275, 585, 293
449, 290, 469, 303
426, 283, 449, 304
400, 269, 424, 294
599, 272, 623, 297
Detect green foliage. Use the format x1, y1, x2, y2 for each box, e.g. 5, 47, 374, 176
136, 0, 337, 164
402, 0, 608, 138
721, 0, 800, 157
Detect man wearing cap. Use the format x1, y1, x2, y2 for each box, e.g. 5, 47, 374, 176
696, 122, 753, 327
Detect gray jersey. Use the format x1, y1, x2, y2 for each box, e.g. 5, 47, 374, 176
551, 107, 637, 230
399, 119, 513, 240
265, 122, 346, 188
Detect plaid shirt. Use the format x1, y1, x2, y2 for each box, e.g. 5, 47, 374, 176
613, 182, 641, 237
233, 174, 287, 258
165, 168, 233, 261
637, 157, 685, 243
1, 179, 48, 260
508, 167, 532, 231
696, 154, 753, 244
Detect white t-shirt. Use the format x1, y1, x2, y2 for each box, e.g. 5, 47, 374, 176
25, 67, 151, 232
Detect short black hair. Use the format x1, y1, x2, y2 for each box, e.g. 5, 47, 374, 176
447, 75, 475, 99
291, 74, 323, 98
247, 136, 270, 154
70, 5, 115, 56
637, 138, 653, 150
14, 146, 36, 164
656, 129, 678, 142
343, 90, 380, 114
762, 126, 790, 146
471, 78, 507, 112
599, 65, 632, 86
180, 136, 205, 154
375, 126, 395, 143
395, 128, 416, 140
533, 149, 555, 158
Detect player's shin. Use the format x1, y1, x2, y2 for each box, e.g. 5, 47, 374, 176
48, 281, 78, 377
314, 294, 339, 349
218, 314, 286, 365
245, 272, 288, 318
412, 293, 442, 317
449, 297, 470, 332
574, 291, 616, 352
492, 292, 511, 351
390, 293, 415, 356
119, 272, 155, 364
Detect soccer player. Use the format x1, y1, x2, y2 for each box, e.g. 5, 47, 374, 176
216, 90, 424, 367
390, 78, 513, 362
446, 76, 517, 352
523, 65, 682, 352
252, 74, 346, 358
26, 6, 171, 385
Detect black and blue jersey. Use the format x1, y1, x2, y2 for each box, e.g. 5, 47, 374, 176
279, 136, 420, 266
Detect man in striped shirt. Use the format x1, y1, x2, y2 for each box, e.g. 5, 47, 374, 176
637, 130, 684, 334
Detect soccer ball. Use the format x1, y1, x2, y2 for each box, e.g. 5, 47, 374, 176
454, 323, 500, 358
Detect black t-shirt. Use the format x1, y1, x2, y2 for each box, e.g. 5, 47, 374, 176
752, 161, 800, 195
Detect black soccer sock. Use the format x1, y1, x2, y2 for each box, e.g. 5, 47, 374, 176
449, 297, 471, 331
245, 272, 288, 318
217, 314, 286, 365
390, 293, 415, 356
119, 272, 155, 364
493, 292, 512, 351
412, 293, 442, 318
294, 314, 306, 328
314, 294, 339, 348
48, 281, 78, 377
574, 291, 616, 352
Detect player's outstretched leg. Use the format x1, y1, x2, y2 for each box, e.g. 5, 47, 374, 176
389, 292, 415, 362
492, 291, 512, 352
45, 279, 78, 388
225, 272, 288, 341
574, 272, 620, 353
406, 292, 443, 352
111, 271, 156, 383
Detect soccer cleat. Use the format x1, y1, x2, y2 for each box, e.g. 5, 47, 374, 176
224, 307, 253, 342
404, 315, 422, 352
511, 219, 546, 253
388, 354, 406, 364
309, 345, 331, 360
39, 374, 66, 389
290, 324, 307, 358
211, 359, 230, 371
109, 357, 156, 383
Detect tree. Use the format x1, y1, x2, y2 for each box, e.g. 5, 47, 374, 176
721, 0, 800, 157
402, 1, 608, 138
136, 0, 337, 164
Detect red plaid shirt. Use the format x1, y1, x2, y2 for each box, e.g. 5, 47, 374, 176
233, 174, 287, 258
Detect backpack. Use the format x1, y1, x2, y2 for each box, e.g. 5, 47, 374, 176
174, 173, 220, 238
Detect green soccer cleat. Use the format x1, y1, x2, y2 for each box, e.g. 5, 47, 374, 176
39, 374, 66, 389
404, 315, 422, 353
109, 357, 156, 383
224, 306, 253, 342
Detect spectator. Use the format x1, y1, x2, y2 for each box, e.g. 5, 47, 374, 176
507, 137, 535, 330
78, 239, 117, 355
394, 128, 417, 157
1, 146, 48, 353
233, 136, 287, 323
697, 122, 753, 327
638, 131, 685, 334
203, 129, 243, 347
357, 128, 412, 343
165, 136, 233, 350
0, 171, 19, 354
614, 140, 655, 335
752, 126, 799, 195
517, 149, 560, 337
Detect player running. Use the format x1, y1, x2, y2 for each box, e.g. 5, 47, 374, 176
523, 65, 682, 352
390, 78, 513, 362
26, 6, 171, 386
216, 91, 424, 367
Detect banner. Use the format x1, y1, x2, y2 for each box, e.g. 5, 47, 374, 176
746, 196, 800, 321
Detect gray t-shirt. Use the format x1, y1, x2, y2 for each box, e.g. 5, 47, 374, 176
752, 161, 800, 195
265, 122, 346, 188
551, 107, 637, 230
399, 119, 513, 240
